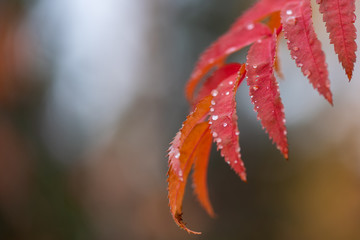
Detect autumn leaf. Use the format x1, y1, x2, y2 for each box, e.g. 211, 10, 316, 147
168, 96, 212, 179
192, 125, 214, 217
281, 0, 333, 104
318, 0, 357, 80
209, 65, 247, 181
168, 122, 211, 234
186, 23, 271, 103
230, 0, 300, 30
246, 33, 288, 159
168, 0, 358, 234
194, 63, 242, 107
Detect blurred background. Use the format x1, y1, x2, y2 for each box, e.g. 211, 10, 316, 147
1, 0, 360, 239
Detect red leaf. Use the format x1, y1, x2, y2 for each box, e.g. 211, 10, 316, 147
185, 23, 271, 103
168, 96, 212, 179
167, 122, 211, 234
209, 65, 247, 181
192, 126, 214, 217
281, 0, 333, 104
318, 0, 357, 80
194, 63, 242, 107
246, 34, 288, 159
230, 0, 299, 30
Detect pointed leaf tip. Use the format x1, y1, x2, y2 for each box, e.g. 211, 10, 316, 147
281, 0, 333, 104
318, 0, 357, 81
192, 127, 215, 217
209, 65, 247, 181
168, 122, 211, 235
246, 33, 288, 159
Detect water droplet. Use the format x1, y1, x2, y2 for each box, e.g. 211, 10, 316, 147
234, 160, 238, 164
293, 46, 299, 51
304, 70, 311, 77
175, 153, 180, 159
229, 81, 234, 85
286, 16, 296, 25
236, 147, 240, 152
223, 123, 228, 127
297, 63, 303, 67
225, 91, 230, 95
252, 86, 259, 91
210, 107, 215, 112
287, 40, 290, 44
211, 89, 218, 97
247, 23, 255, 30
218, 145, 223, 149
179, 170, 183, 177
226, 161, 230, 164
235, 131, 240, 136
282, 119, 286, 124
212, 132, 218, 138
212, 115, 219, 121
211, 100, 216, 105
352, 14, 356, 23
293, 56, 298, 60
286, 9, 293, 15
283, 130, 287, 135
216, 138, 222, 143
253, 65, 258, 69
209, 121, 212, 125
257, 39, 262, 43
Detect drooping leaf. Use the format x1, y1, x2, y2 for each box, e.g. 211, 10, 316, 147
168, 122, 211, 234
209, 65, 247, 181
318, 0, 357, 80
185, 23, 271, 103
168, 96, 212, 178
192, 126, 214, 217
281, 0, 333, 104
194, 63, 242, 107
246, 33, 288, 159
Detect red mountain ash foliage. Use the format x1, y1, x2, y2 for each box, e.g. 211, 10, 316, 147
167, 0, 357, 234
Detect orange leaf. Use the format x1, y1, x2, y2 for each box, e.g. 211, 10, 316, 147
192, 126, 214, 217
168, 96, 212, 178
167, 122, 211, 234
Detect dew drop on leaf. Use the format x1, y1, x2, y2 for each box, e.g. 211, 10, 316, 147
247, 23, 255, 30
211, 89, 218, 97
212, 115, 219, 121
286, 9, 293, 15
